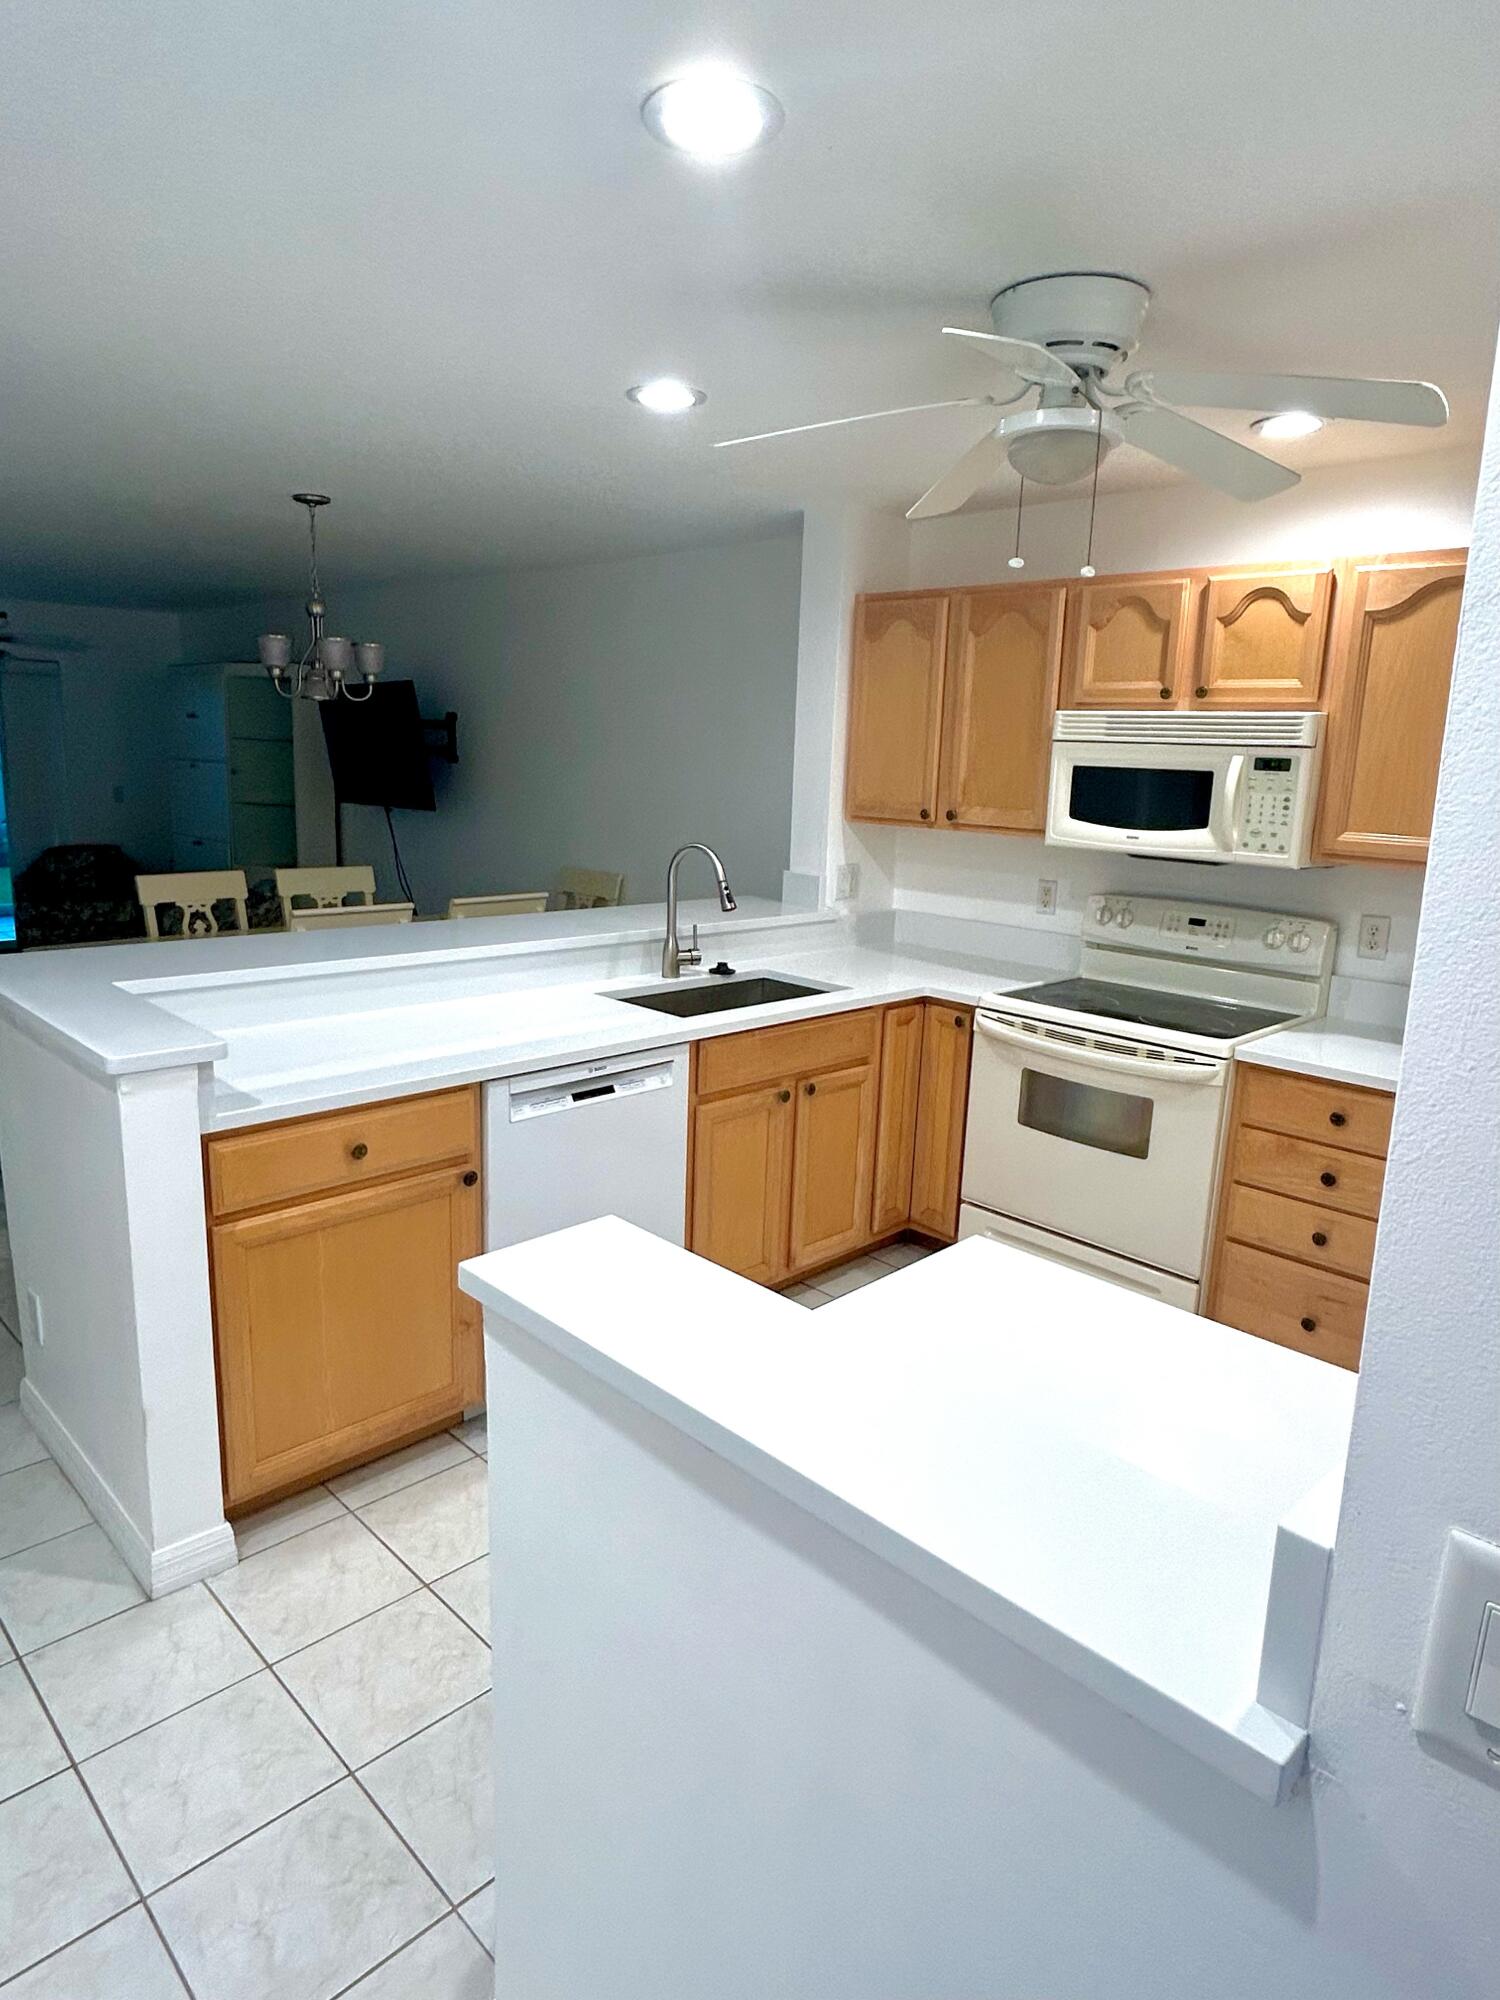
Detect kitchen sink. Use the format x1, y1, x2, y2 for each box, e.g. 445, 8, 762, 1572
609, 974, 843, 1018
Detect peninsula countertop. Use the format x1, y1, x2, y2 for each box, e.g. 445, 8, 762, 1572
461, 1219, 1357, 1802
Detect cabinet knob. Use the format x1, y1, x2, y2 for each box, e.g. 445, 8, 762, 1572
349, 1142, 369, 1161
919, 808, 931, 821
1300, 1316, 1318, 1334
1320, 1170, 1337, 1187
1311, 1230, 1328, 1247
944, 808, 957, 821
777, 1089, 791, 1103
805, 1082, 817, 1097
1158, 686, 1171, 699
1329, 1110, 1347, 1127
461, 1170, 478, 1188
953, 1014, 965, 1029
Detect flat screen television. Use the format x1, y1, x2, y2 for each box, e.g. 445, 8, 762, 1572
319, 680, 436, 811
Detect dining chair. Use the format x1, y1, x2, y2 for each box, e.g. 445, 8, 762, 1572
274, 865, 377, 926
447, 892, 549, 918
553, 867, 625, 910
136, 870, 250, 940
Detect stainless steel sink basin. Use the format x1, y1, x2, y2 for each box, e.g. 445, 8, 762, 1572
609, 974, 842, 1018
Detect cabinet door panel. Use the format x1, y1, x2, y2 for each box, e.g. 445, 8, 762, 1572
909, 1005, 974, 1240
690, 1086, 792, 1284
1317, 555, 1466, 863
1194, 568, 1333, 707
788, 1063, 878, 1273
938, 586, 1064, 829
871, 1004, 923, 1235
845, 595, 948, 823
1060, 578, 1194, 707
213, 1166, 481, 1509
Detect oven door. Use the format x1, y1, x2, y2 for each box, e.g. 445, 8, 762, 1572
1047, 742, 1242, 861
961, 1012, 1228, 1279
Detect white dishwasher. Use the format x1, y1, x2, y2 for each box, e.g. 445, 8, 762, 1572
484, 1044, 689, 1251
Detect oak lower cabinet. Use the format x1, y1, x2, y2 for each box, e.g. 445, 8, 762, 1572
207, 1086, 482, 1511
788, 1063, 879, 1269
1316, 551, 1467, 864
688, 1083, 795, 1286
908, 1004, 974, 1240
1207, 1064, 1392, 1371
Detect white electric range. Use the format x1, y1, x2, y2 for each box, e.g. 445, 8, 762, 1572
960, 893, 1336, 1309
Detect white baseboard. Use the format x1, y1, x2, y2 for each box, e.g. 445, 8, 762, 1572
20, 1380, 236, 1597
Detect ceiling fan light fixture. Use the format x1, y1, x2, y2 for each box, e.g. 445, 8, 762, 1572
1000, 406, 1119, 487
627, 377, 706, 415
641, 64, 784, 159
1250, 410, 1325, 439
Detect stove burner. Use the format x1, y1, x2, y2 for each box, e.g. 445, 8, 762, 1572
1001, 977, 1298, 1043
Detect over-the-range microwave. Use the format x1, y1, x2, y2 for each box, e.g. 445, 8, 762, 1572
1045, 710, 1323, 867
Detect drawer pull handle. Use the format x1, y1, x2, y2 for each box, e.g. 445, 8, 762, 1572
1311, 1230, 1328, 1247
1329, 1111, 1347, 1128
1319, 1170, 1337, 1187
919, 808, 931, 821
805, 1082, 817, 1097
1300, 1316, 1318, 1334
462, 1170, 478, 1188
777, 1089, 791, 1104
349, 1142, 369, 1161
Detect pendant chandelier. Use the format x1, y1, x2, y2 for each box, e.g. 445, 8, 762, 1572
258, 493, 384, 702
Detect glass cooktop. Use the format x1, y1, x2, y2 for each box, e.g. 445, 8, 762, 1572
1001, 977, 1299, 1043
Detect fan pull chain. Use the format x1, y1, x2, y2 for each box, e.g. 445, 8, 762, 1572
1007, 477, 1026, 570
1080, 408, 1105, 576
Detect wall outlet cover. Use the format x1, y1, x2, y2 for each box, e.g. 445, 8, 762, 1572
1358, 915, 1391, 960
1412, 1528, 1500, 1783
1036, 878, 1058, 916
834, 862, 860, 902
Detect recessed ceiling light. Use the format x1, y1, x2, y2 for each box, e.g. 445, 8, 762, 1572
641, 64, 784, 160
627, 377, 706, 416
1251, 410, 1325, 440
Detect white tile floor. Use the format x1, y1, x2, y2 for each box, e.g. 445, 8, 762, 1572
0, 1230, 933, 1993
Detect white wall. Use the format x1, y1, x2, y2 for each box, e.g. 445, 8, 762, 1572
180, 529, 804, 909
0, 596, 185, 872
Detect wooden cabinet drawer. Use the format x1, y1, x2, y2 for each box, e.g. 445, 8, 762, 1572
695, 1008, 881, 1098
1231, 1124, 1386, 1218
208, 1086, 479, 1217
1211, 1239, 1366, 1371
1223, 1183, 1377, 1281
1237, 1065, 1393, 1155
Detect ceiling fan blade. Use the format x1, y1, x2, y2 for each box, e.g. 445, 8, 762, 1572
1136, 370, 1448, 429
1115, 403, 1300, 501
940, 327, 1078, 391
905, 431, 1010, 521
714, 398, 993, 449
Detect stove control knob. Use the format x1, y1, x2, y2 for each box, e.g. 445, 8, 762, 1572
1115, 907, 1134, 929
1288, 927, 1312, 953
1263, 926, 1287, 949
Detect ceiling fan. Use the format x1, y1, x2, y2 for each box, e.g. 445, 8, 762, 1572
715, 271, 1449, 519
0, 609, 92, 659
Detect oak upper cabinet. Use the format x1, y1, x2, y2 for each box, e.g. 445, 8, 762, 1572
788, 1063, 879, 1271
1059, 576, 1196, 707
908, 1004, 974, 1241
208, 1086, 483, 1511
1193, 567, 1334, 707
937, 586, 1066, 830
689, 1084, 794, 1287
845, 594, 949, 824
1317, 552, 1467, 864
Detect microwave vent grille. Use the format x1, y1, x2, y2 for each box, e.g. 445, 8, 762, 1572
1053, 710, 1321, 748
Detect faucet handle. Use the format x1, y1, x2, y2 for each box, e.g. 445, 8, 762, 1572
682, 922, 702, 967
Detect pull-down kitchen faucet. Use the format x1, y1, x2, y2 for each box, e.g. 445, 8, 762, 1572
662, 843, 736, 977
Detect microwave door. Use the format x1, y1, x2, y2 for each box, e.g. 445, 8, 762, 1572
1049, 747, 1226, 858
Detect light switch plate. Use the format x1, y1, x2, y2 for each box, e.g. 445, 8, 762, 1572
1413, 1529, 1500, 1781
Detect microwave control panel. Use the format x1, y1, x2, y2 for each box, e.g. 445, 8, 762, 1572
1236, 755, 1300, 857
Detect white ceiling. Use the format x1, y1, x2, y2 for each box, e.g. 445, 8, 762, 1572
2, 0, 1498, 606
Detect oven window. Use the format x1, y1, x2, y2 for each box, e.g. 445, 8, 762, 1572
1018, 1067, 1154, 1159
1069, 763, 1215, 832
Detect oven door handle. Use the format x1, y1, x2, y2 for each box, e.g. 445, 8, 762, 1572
974, 1014, 1226, 1085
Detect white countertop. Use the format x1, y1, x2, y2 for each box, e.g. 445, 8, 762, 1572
1239, 1020, 1401, 1092
461, 1219, 1356, 1802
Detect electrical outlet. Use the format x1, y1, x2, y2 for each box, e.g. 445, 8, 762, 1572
1036, 878, 1058, 916
1358, 914, 1391, 960
834, 862, 859, 902
26, 1287, 43, 1348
